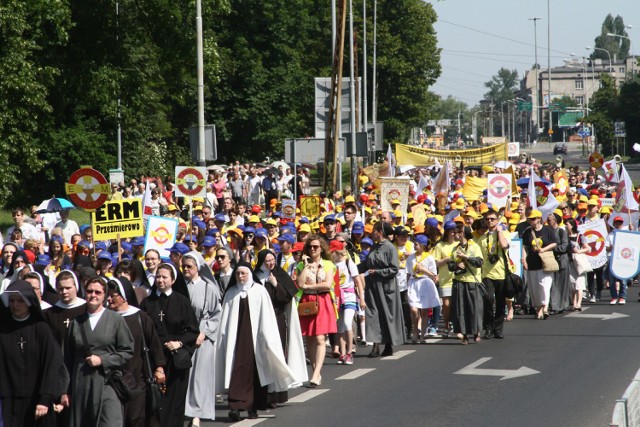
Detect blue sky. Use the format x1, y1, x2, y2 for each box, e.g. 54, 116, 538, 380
430, 0, 640, 107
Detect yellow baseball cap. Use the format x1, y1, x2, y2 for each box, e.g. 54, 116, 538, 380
527, 209, 542, 219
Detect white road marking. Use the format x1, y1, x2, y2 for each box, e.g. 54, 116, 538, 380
336, 368, 376, 380
454, 357, 540, 380
382, 350, 415, 360
565, 309, 629, 320
232, 418, 268, 426
287, 389, 330, 403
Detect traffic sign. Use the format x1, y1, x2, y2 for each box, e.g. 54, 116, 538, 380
175, 166, 207, 198
589, 152, 604, 168
614, 121, 626, 137
578, 126, 591, 137
65, 166, 110, 211
517, 102, 532, 112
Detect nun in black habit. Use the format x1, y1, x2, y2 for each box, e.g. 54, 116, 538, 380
0, 280, 69, 426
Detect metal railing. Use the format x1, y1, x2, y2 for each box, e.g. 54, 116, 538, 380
611, 369, 640, 426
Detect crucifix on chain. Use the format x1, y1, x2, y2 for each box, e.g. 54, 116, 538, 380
18, 336, 26, 353
158, 311, 165, 322
64, 318, 71, 328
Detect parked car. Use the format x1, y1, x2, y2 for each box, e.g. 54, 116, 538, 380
553, 142, 568, 155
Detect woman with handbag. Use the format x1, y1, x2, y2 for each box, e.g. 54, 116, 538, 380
106, 278, 166, 427
522, 209, 557, 320
140, 264, 199, 427
566, 218, 590, 311
65, 276, 134, 426
295, 235, 337, 386
548, 213, 571, 313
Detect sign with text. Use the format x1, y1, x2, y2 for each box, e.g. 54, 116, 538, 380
92, 199, 144, 241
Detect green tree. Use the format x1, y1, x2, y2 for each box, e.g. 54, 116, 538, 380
588, 74, 618, 156
592, 14, 630, 61
0, 1, 72, 206
617, 78, 640, 156
483, 68, 519, 137
374, 0, 441, 143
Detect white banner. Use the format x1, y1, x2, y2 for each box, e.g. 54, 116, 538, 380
600, 198, 615, 207
577, 219, 609, 269
610, 230, 640, 280
487, 174, 512, 209
508, 238, 523, 277
379, 177, 411, 213
175, 166, 208, 198
607, 212, 640, 229
144, 216, 179, 259
508, 142, 520, 158
281, 199, 296, 219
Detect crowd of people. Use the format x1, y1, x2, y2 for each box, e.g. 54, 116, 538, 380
0, 157, 634, 425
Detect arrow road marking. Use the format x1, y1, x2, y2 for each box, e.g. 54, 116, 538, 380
565, 308, 629, 320
454, 357, 540, 381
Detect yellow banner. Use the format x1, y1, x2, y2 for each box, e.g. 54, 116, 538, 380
91, 199, 144, 241
462, 177, 487, 202
396, 143, 508, 166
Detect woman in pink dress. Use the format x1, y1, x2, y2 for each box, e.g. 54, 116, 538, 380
211, 172, 227, 213
296, 235, 337, 387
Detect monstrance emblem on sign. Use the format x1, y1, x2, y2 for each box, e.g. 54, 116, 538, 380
489, 175, 509, 198
534, 181, 549, 206
621, 247, 633, 260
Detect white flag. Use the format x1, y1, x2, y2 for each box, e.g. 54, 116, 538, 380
142, 180, 153, 219
386, 144, 396, 177
527, 169, 559, 222
602, 159, 620, 183
432, 160, 450, 196
616, 164, 639, 213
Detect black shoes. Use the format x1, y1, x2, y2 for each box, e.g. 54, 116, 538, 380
368, 343, 380, 358
493, 332, 504, 339
380, 345, 394, 357
228, 410, 240, 422
482, 329, 492, 340
248, 410, 258, 419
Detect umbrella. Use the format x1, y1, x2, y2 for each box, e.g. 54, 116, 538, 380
494, 160, 513, 169
271, 160, 290, 171
516, 177, 552, 188
35, 197, 75, 213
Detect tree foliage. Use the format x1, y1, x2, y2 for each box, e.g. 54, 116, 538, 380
0, 0, 441, 208
592, 14, 630, 62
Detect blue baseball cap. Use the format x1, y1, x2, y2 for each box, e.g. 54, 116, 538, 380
214, 213, 226, 222
255, 228, 268, 239
168, 242, 190, 255
131, 237, 145, 247
183, 234, 198, 243
97, 252, 112, 261
95, 241, 108, 251
111, 255, 120, 269
205, 228, 219, 237
444, 220, 457, 231
243, 226, 256, 235
202, 236, 216, 247
272, 243, 281, 254
323, 214, 336, 223
299, 217, 310, 224
425, 217, 439, 228
35, 254, 51, 266
277, 233, 295, 244
271, 212, 282, 218
361, 237, 374, 246
121, 242, 132, 252
79, 224, 90, 234
415, 234, 429, 247
193, 219, 207, 230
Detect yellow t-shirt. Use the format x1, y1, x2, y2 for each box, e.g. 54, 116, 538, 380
433, 241, 458, 289
396, 241, 415, 269
479, 230, 512, 280
454, 240, 483, 283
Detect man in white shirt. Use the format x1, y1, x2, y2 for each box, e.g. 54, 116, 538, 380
5, 208, 40, 244
54, 209, 80, 245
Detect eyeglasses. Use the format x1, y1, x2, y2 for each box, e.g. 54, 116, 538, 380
215, 255, 227, 260
486, 218, 498, 222
85, 289, 104, 295
106, 293, 121, 300
182, 264, 196, 270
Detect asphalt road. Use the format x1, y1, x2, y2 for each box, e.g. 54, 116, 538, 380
188, 287, 640, 427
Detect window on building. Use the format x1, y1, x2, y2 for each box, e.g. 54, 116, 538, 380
575, 80, 584, 90
576, 96, 584, 106
620, 67, 625, 74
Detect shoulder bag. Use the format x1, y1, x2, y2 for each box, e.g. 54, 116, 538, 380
137, 314, 164, 416
502, 248, 523, 299
298, 294, 319, 317
78, 317, 142, 402
531, 229, 559, 272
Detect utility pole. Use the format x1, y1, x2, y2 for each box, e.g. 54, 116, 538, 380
371, 0, 377, 164
349, 0, 357, 193
529, 16, 541, 137
362, 0, 367, 135
547, 0, 552, 141
196, 0, 205, 166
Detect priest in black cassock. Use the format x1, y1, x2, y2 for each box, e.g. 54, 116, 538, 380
0, 280, 68, 426
141, 263, 199, 427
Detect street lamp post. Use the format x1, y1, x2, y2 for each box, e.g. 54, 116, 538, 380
529, 17, 542, 136
586, 46, 612, 73
607, 32, 634, 79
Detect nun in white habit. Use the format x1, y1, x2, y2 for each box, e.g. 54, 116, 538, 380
215, 262, 303, 421
183, 251, 222, 424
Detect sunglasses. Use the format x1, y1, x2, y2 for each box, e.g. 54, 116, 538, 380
309, 245, 322, 249
85, 290, 104, 295
215, 255, 227, 260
